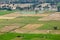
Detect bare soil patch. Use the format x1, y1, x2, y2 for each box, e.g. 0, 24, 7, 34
0, 12, 20, 19
0, 12, 49, 19
21, 24, 43, 30
12, 24, 43, 33
11, 23, 60, 34
29, 30, 60, 34
13, 30, 60, 34
39, 12, 60, 21
50, 30, 60, 34
0, 16, 15, 19
0, 24, 20, 32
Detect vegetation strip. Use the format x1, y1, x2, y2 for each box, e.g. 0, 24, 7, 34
0, 33, 60, 40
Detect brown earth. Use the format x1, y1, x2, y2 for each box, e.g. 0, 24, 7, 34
21, 24, 43, 30
12, 30, 60, 34
0, 12, 20, 19
11, 24, 60, 34
39, 12, 60, 21
0, 24, 20, 32
12, 24, 44, 33
0, 12, 49, 19
29, 30, 60, 34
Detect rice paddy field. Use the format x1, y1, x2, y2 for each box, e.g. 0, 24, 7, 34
0, 10, 60, 40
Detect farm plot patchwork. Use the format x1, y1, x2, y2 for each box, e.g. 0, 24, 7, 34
0, 16, 60, 33
21, 24, 43, 30
13, 24, 43, 33
0, 24, 20, 32
0, 11, 49, 19
0, 11, 60, 40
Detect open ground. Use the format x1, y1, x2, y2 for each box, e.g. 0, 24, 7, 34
39, 12, 60, 21
0, 12, 49, 19
0, 10, 60, 40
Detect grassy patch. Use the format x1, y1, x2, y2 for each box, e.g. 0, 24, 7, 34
0, 15, 60, 40
0, 16, 60, 30
38, 21, 60, 30
0, 33, 60, 40
0, 10, 15, 15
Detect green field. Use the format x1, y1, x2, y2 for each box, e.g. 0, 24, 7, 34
0, 33, 60, 40
0, 11, 60, 40
0, 10, 15, 15
0, 16, 60, 30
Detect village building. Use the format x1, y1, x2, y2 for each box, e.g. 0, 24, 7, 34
0, 3, 34, 10
34, 3, 58, 11
0, 3, 58, 12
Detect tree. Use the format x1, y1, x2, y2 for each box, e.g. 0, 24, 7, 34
17, 36, 21, 37
53, 26, 58, 30
57, 3, 60, 12
35, 10, 38, 14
